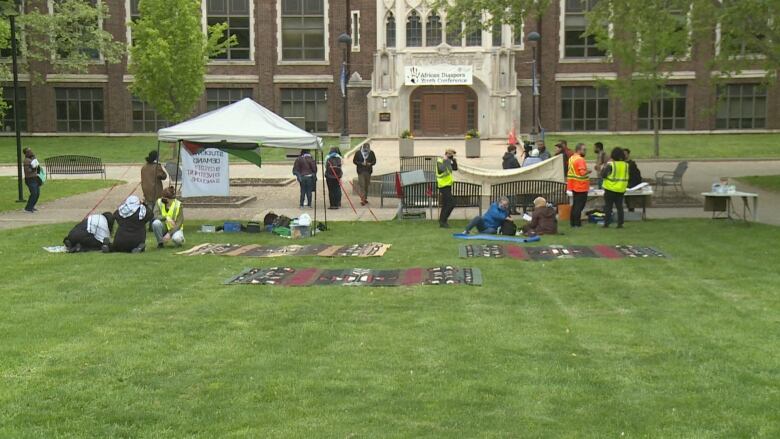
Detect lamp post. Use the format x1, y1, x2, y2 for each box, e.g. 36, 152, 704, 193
0, 0, 23, 202
527, 31, 541, 143
337, 32, 352, 151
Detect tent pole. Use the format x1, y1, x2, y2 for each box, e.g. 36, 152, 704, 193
320, 149, 328, 228
154, 140, 162, 203
174, 140, 182, 194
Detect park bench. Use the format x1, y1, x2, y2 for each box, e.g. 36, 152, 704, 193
400, 181, 482, 219
43, 155, 106, 179
399, 155, 437, 182
490, 180, 568, 213
654, 161, 688, 196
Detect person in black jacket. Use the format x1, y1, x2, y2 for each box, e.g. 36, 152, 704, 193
624, 148, 643, 212
502, 145, 521, 169
111, 195, 153, 253
63, 212, 115, 253
353, 143, 377, 205
324, 147, 343, 209
292, 149, 317, 208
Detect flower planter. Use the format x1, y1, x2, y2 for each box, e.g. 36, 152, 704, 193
399, 138, 415, 157
465, 138, 481, 158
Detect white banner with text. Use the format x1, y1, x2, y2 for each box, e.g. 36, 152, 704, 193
404, 65, 473, 86
181, 148, 229, 197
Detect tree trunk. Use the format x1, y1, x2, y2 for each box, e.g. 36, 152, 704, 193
652, 96, 661, 158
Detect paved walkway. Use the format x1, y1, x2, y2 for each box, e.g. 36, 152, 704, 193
1, 140, 778, 230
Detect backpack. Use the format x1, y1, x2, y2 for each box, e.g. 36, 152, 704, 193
263, 212, 278, 226
272, 215, 292, 228
500, 219, 517, 236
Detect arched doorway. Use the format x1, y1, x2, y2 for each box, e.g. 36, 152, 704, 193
410, 86, 477, 136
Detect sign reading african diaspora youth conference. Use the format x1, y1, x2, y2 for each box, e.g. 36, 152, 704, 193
404, 65, 473, 86
181, 148, 229, 197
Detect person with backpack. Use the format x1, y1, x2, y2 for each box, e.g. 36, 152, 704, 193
324, 147, 343, 209
22, 147, 42, 213
462, 196, 511, 235
292, 149, 317, 208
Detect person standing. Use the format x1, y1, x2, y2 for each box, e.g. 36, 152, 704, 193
537, 140, 551, 160
502, 145, 521, 169
624, 148, 643, 188
436, 148, 458, 228
140, 150, 167, 204
152, 187, 185, 248
593, 142, 607, 189
555, 140, 573, 175
324, 147, 343, 209
567, 143, 591, 227
111, 195, 153, 253
22, 147, 41, 213
353, 143, 376, 206
293, 149, 317, 208
600, 147, 629, 228
522, 148, 543, 167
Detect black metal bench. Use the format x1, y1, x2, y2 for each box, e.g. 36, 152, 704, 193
491, 180, 567, 213
43, 155, 106, 179
401, 181, 482, 218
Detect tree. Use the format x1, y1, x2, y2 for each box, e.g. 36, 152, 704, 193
129, 0, 234, 124
432, 0, 550, 37
587, 0, 695, 158
711, 0, 779, 84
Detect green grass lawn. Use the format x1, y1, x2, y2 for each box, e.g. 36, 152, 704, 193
0, 136, 365, 165
735, 175, 780, 192
544, 133, 780, 159
0, 176, 122, 213
0, 219, 778, 437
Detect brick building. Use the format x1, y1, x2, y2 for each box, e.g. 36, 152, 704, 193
2, 0, 778, 138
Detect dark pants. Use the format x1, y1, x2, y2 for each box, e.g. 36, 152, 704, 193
465, 216, 497, 234
25, 178, 40, 211
603, 189, 625, 227
570, 191, 588, 227
64, 227, 102, 251
326, 178, 341, 207
439, 185, 455, 226
299, 175, 315, 207
357, 172, 371, 202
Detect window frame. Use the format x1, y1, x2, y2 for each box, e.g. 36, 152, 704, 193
279, 88, 328, 133
203, 0, 254, 63
205, 88, 254, 111
131, 95, 169, 133
385, 12, 396, 48
55, 87, 105, 133
715, 83, 767, 129
637, 85, 688, 131
276, 0, 330, 65
559, 0, 606, 60
1, 86, 28, 133
48, 0, 105, 63
351, 10, 360, 52
560, 85, 610, 131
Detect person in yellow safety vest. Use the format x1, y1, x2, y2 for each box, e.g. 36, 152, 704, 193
152, 186, 184, 248
599, 147, 629, 228
567, 142, 592, 227
436, 148, 458, 228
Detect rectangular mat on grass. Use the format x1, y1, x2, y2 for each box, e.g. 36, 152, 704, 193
180, 243, 391, 258
225, 266, 482, 286
459, 244, 666, 260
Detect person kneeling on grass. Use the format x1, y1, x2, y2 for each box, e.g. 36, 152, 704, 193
63, 212, 115, 253
463, 196, 511, 235
152, 187, 184, 248
521, 197, 558, 236
111, 195, 153, 253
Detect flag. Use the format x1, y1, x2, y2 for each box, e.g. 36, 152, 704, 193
508, 126, 518, 146
532, 65, 539, 97
340, 63, 348, 98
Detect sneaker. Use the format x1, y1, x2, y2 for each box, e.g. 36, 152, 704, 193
23, 209, 34, 214
462, 230, 469, 235
101, 238, 111, 253
131, 243, 146, 254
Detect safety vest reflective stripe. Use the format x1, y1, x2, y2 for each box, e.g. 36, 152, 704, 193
436, 158, 453, 188
567, 156, 588, 180
603, 161, 629, 193
157, 199, 183, 230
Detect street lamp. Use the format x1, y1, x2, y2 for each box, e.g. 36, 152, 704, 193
0, 0, 23, 202
337, 32, 352, 151
527, 31, 541, 143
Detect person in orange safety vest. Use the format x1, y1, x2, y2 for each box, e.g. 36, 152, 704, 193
567, 143, 592, 227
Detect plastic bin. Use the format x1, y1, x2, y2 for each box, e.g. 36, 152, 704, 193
223, 221, 241, 233
557, 204, 571, 221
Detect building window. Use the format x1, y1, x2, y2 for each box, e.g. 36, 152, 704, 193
132, 97, 168, 132
560, 86, 608, 131
446, 20, 462, 46
426, 12, 442, 46
281, 0, 325, 61
406, 10, 422, 47
385, 13, 396, 48
351, 10, 360, 51
2, 87, 27, 132
0, 1, 23, 58
513, 26, 523, 46
50, 0, 101, 60
467, 98, 476, 130
465, 26, 482, 46
638, 85, 687, 130
207, 0, 251, 60
716, 84, 767, 129
412, 98, 421, 131
563, 0, 605, 58
206, 88, 252, 111
492, 22, 502, 47
55, 88, 104, 133
280, 88, 327, 133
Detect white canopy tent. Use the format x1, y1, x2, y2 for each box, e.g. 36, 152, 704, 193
157, 98, 328, 229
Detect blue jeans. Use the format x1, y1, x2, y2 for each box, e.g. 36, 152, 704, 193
299, 175, 315, 207
464, 216, 497, 234
25, 178, 40, 211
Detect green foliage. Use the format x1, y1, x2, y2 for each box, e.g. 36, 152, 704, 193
735, 175, 780, 193
431, 0, 549, 35
0, 176, 121, 212
129, 0, 235, 124
19, 0, 125, 73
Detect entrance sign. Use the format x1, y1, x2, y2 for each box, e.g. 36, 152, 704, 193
181, 148, 230, 197
404, 65, 473, 86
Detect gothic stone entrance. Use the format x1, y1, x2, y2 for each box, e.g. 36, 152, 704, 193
411, 86, 477, 136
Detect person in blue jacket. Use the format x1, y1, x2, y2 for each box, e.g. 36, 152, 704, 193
462, 196, 511, 235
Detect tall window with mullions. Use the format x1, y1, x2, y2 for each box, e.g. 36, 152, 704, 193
281, 0, 325, 61
426, 12, 442, 46
55, 88, 104, 133
406, 11, 422, 47
2, 87, 27, 133
132, 97, 168, 132
385, 13, 396, 48
560, 86, 609, 131
280, 88, 328, 133
638, 85, 687, 130
563, 0, 605, 58
716, 84, 767, 129
206, 88, 253, 111
207, 0, 250, 60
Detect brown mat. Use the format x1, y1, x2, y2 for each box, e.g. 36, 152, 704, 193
179, 242, 391, 258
